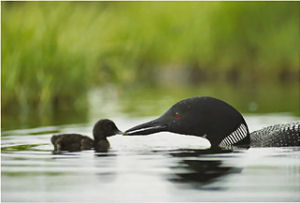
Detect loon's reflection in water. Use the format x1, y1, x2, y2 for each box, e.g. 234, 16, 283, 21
166, 148, 245, 189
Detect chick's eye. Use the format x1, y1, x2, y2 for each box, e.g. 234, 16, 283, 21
175, 112, 181, 118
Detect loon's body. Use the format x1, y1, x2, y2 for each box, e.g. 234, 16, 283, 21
124, 96, 300, 148
250, 122, 300, 147
51, 119, 121, 153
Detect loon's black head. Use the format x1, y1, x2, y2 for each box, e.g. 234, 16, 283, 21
93, 119, 122, 141
124, 97, 250, 148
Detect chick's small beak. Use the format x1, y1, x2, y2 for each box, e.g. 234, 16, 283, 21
115, 129, 123, 135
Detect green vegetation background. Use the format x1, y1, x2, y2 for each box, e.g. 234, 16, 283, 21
2, 2, 299, 129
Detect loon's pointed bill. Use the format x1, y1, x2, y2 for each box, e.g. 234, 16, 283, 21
124, 119, 168, 135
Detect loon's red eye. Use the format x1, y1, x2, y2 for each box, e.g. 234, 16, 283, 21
175, 112, 181, 118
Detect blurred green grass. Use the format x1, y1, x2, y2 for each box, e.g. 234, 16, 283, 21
2, 2, 299, 119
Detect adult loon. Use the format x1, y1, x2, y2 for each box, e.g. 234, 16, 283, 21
124, 97, 300, 149
51, 119, 122, 153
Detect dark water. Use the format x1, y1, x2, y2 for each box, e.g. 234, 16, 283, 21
2, 115, 300, 202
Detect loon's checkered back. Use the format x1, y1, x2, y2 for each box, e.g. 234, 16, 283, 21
250, 121, 300, 147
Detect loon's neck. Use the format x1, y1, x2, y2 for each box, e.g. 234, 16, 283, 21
94, 138, 110, 152
217, 122, 250, 148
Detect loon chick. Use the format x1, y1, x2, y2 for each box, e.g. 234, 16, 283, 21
51, 134, 93, 152
51, 119, 121, 153
124, 96, 300, 148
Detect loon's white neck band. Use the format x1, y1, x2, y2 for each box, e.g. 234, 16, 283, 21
219, 123, 247, 147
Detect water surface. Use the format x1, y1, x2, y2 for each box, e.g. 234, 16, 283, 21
2, 114, 300, 202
